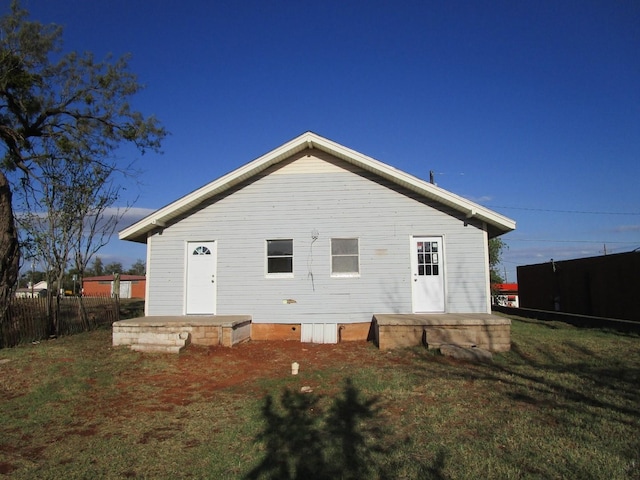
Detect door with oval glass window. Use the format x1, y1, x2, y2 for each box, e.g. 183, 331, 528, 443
411, 236, 445, 312
186, 241, 217, 314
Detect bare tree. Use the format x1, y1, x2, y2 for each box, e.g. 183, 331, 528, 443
0, 2, 166, 326
67, 158, 135, 292
16, 151, 132, 331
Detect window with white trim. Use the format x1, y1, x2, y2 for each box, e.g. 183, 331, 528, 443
266, 239, 293, 276
331, 238, 359, 276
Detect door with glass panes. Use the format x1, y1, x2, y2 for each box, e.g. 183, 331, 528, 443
411, 237, 445, 312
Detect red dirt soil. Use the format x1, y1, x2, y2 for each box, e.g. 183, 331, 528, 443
0, 338, 427, 475
125, 340, 382, 406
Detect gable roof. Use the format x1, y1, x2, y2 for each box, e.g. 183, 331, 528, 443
15, 281, 48, 292
119, 131, 515, 243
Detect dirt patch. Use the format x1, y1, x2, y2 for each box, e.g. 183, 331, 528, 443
119, 340, 382, 407
1, 337, 391, 473
0, 462, 16, 475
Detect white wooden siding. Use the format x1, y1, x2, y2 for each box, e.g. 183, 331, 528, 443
146, 150, 489, 321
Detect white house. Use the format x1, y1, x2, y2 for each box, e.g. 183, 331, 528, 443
119, 132, 515, 344
15, 281, 48, 298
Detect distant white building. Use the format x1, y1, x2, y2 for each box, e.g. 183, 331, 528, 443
15, 281, 48, 298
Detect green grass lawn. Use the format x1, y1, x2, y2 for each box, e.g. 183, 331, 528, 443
0, 316, 639, 479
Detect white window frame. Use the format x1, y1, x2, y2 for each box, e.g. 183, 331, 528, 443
330, 238, 360, 278
265, 239, 294, 278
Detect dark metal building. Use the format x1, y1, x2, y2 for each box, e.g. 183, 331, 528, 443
517, 250, 640, 322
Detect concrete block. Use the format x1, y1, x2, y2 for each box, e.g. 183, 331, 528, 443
426, 327, 478, 348
131, 344, 185, 354
231, 323, 251, 346
112, 333, 134, 346
124, 326, 142, 334
377, 325, 424, 350
222, 328, 232, 347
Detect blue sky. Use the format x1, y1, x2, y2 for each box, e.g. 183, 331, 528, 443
13, 0, 640, 281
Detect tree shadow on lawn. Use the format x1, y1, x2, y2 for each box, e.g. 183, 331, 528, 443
245, 378, 447, 480
411, 317, 640, 428
498, 341, 640, 424
413, 332, 640, 474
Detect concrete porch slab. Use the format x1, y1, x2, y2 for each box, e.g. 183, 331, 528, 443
113, 315, 251, 328
113, 315, 252, 350
373, 313, 511, 352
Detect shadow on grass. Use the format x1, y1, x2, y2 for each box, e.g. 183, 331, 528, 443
411, 319, 640, 476
501, 340, 640, 423
414, 318, 640, 427
245, 378, 447, 480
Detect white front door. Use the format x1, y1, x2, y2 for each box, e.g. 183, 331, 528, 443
411, 237, 445, 313
186, 241, 217, 314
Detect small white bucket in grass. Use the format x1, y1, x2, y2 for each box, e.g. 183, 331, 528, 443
291, 362, 299, 375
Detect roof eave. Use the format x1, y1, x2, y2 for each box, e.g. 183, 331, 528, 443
119, 131, 516, 242
306, 136, 516, 233
119, 134, 316, 243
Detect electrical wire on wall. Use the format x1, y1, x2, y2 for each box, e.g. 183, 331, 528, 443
307, 229, 319, 291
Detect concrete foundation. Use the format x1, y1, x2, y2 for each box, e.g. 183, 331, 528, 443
250, 322, 373, 342
112, 314, 510, 353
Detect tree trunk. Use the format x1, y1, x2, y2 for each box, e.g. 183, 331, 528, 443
0, 170, 20, 324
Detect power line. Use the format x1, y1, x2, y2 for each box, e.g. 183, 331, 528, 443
506, 239, 636, 244
486, 205, 640, 216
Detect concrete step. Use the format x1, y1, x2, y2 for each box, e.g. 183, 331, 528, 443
130, 331, 191, 354
131, 343, 186, 354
